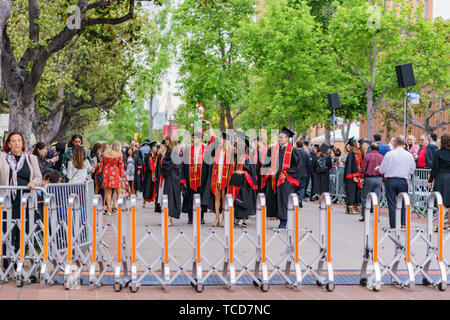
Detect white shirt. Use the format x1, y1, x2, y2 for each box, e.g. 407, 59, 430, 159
379, 146, 416, 179
67, 160, 92, 183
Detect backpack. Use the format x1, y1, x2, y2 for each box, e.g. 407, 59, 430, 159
316, 155, 329, 173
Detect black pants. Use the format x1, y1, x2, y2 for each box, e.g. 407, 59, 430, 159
361, 176, 382, 218
385, 178, 408, 228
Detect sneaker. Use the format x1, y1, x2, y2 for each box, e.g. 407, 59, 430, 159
187, 220, 193, 225
201, 219, 205, 225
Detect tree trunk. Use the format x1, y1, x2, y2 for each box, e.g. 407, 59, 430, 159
340, 119, 351, 143
0, 0, 11, 88
148, 97, 154, 141
225, 105, 233, 129
366, 85, 375, 140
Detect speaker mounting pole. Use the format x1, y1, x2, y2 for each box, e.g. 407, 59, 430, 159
332, 108, 336, 144
403, 88, 408, 138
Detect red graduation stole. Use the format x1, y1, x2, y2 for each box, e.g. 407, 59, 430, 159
189, 144, 204, 191
211, 146, 232, 196
150, 156, 156, 182
227, 154, 258, 201
261, 144, 299, 192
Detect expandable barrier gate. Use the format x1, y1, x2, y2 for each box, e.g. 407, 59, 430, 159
360, 191, 448, 291
3, 185, 448, 292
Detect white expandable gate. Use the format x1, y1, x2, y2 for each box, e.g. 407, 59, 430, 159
360, 192, 428, 291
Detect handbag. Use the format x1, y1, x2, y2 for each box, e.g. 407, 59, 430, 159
229, 173, 244, 187
96, 172, 103, 183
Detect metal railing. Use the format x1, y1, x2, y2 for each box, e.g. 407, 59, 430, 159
327, 167, 432, 216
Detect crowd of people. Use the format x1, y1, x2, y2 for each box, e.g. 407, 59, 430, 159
0, 124, 449, 233
302, 132, 450, 229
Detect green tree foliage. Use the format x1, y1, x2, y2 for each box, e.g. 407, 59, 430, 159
383, 17, 450, 134
173, 0, 256, 131
237, 0, 334, 135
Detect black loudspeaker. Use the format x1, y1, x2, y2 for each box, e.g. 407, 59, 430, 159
395, 63, 416, 88
327, 92, 341, 110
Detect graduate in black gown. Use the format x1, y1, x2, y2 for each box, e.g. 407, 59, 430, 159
142, 142, 158, 203
201, 132, 233, 227
344, 137, 363, 214
161, 135, 182, 226
181, 120, 215, 224
262, 127, 301, 229
228, 132, 258, 228
154, 140, 166, 213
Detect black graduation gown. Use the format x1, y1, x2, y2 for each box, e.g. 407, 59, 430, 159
161, 148, 182, 219
133, 150, 143, 192
200, 138, 231, 212
142, 154, 157, 202
228, 155, 258, 219
263, 145, 301, 220
312, 153, 332, 194
154, 153, 163, 212
344, 151, 362, 205
181, 145, 208, 216
309, 151, 318, 198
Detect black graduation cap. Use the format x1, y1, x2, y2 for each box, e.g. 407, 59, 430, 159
221, 132, 232, 141
160, 139, 166, 146
280, 127, 295, 138
149, 141, 157, 149
347, 136, 356, 146
143, 139, 151, 146
319, 143, 329, 154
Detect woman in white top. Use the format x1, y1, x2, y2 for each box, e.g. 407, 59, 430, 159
67, 146, 94, 183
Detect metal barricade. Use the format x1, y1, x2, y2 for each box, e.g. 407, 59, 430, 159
284, 193, 302, 289
253, 193, 269, 291
329, 167, 346, 204
222, 194, 236, 290
113, 195, 130, 292
0, 186, 47, 287
233, 193, 265, 288
420, 192, 447, 290
88, 195, 117, 289
0, 193, 14, 283
44, 182, 93, 254
361, 192, 415, 291
16, 192, 45, 286
411, 169, 432, 216
128, 194, 167, 292
360, 192, 382, 291
316, 193, 334, 291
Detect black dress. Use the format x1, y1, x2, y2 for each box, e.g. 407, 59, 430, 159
263, 145, 301, 220
429, 149, 450, 207
161, 147, 182, 219
344, 151, 362, 205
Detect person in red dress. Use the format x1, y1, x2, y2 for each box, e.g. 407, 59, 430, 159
98, 140, 126, 215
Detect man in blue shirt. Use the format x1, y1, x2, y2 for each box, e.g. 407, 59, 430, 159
140, 139, 151, 158
373, 133, 389, 156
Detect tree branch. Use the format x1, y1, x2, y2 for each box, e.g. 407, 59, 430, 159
83, 0, 135, 27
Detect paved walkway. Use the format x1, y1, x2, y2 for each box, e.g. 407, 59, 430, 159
0, 194, 448, 300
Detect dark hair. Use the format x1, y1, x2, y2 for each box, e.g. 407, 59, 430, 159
56, 141, 66, 154
441, 134, 450, 150
2, 132, 26, 153
295, 140, 304, 148
123, 146, 132, 163
32, 142, 46, 157
91, 143, 102, 157
430, 133, 437, 142
370, 143, 379, 151
373, 133, 382, 142
43, 169, 61, 183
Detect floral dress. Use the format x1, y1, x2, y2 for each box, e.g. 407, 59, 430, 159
100, 156, 125, 189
